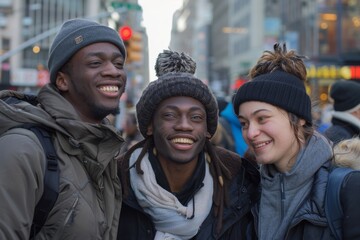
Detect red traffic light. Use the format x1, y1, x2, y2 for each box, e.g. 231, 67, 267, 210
119, 26, 132, 41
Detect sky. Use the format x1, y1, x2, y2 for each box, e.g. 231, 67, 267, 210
138, 0, 183, 80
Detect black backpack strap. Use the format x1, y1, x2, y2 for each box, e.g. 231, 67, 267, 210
325, 167, 353, 240
20, 124, 59, 238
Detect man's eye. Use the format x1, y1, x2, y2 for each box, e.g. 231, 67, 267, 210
114, 61, 124, 69
192, 115, 204, 121
89, 61, 101, 67
163, 113, 176, 119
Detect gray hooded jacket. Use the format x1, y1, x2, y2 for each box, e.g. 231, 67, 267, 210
0, 84, 123, 239
254, 133, 334, 240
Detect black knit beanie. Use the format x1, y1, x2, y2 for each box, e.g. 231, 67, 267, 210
330, 80, 360, 112
136, 50, 218, 138
48, 18, 126, 83
233, 70, 312, 124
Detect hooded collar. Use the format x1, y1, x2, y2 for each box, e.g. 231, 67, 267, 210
258, 132, 332, 240
0, 84, 124, 183
332, 111, 360, 130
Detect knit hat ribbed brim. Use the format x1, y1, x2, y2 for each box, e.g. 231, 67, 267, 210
136, 72, 218, 138
330, 80, 360, 112
48, 18, 126, 83
233, 70, 312, 124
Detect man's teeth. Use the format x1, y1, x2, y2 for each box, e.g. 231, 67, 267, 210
171, 138, 194, 144
99, 86, 118, 92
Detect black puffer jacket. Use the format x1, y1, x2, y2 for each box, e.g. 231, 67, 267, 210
282, 165, 360, 240
117, 146, 260, 240
340, 170, 360, 239
252, 161, 360, 240
325, 116, 360, 144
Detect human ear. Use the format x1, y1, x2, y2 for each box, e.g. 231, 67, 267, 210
55, 72, 69, 91
300, 119, 306, 126
146, 124, 153, 136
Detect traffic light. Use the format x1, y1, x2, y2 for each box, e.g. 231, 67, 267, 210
119, 26, 143, 63
119, 26, 132, 41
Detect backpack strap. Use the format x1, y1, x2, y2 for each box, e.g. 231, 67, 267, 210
325, 167, 354, 240
20, 124, 60, 238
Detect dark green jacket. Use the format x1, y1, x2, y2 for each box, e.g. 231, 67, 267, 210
0, 84, 123, 239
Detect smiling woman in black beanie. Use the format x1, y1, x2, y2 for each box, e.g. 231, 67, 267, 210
233, 43, 360, 239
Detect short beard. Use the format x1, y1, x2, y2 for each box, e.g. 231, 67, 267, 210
94, 105, 120, 121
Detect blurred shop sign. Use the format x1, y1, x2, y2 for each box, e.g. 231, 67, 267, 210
11, 68, 38, 86
307, 65, 360, 79
37, 69, 50, 87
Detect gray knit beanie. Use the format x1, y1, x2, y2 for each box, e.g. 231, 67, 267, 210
48, 18, 126, 83
136, 50, 218, 138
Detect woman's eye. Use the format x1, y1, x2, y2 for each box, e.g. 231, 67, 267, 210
240, 121, 248, 128
258, 116, 268, 123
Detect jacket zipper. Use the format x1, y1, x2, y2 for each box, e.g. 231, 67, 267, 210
52, 196, 79, 240
64, 196, 79, 225
280, 174, 285, 220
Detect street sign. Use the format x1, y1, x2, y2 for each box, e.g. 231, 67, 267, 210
111, 2, 142, 11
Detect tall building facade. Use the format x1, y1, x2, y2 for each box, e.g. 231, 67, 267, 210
170, 0, 212, 85
170, 0, 360, 103
0, 0, 109, 90
0, 0, 150, 98
209, 0, 231, 96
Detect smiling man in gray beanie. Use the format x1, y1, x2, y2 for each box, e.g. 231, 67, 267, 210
0, 18, 126, 239
324, 80, 360, 144
48, 18, 126, 83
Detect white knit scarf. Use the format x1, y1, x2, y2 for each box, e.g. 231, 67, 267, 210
129, 149, 213, 240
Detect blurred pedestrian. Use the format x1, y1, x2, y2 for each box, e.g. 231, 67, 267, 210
324, 80, 360, 144
0, 18, 126, 239
210, 97, 236, 152
120, 109, 143, 154
211, 97, 248, 156
312, 105, 331, 133
233, 43, 339, 239
117, 49, 260, 240
220, 101, 248, 156
216, 96, 228, 113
